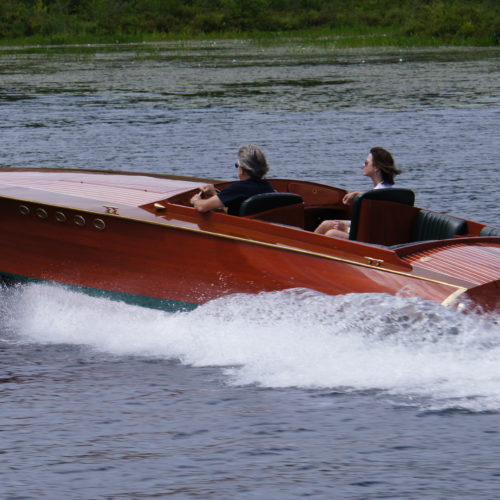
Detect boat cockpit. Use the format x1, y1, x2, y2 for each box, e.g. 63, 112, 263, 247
146, 178, 499, 250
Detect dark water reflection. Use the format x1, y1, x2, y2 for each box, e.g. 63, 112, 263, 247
1, 42, 498, 110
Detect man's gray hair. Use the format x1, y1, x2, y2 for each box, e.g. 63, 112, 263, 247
237, 144, 269, 179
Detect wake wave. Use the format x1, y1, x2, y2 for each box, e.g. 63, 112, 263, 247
1, 283, 499, 412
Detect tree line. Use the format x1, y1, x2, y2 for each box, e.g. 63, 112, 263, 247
1, 0, 498, 44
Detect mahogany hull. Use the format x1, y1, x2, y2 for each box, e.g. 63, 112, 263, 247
0, 168, 498, 312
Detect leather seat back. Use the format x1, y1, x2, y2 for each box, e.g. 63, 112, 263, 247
411, 210, 466, 241
239, 192, 303, 217
349, 188, 416, 242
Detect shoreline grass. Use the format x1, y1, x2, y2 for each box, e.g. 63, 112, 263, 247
1, 0, 498, 50
0, 27, 497, 50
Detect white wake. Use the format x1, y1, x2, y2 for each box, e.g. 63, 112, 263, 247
2, 282, 499, 412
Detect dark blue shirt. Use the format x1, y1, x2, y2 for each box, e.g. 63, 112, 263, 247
218, 179, 274, 216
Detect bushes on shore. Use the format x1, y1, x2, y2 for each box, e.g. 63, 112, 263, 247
0, 0, 498, 45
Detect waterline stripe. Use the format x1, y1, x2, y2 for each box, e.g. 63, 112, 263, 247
0, 272, 198, 313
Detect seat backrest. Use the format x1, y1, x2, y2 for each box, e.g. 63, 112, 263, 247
480, 226, 500, 237
411, 210, 466, 241
239, 192, 303, 217
349, 188, 415, 242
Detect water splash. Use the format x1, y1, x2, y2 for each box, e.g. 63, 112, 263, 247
1, 283, 499, 412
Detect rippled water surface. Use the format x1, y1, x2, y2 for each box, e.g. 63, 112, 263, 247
1, 40, 499, 499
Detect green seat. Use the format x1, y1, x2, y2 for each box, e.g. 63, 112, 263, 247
480, 226, 500, 237
239, 192, 303, 217
411, 210, 466, 241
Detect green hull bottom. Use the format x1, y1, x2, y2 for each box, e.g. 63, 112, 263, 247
0, 272, 198, 313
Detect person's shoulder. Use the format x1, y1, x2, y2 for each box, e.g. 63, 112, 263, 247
374, 182, 395, 189
257, 178, 274, 189
220, 180, 245, 192
228, 178, 273, 193
253, 179, 274, 194
240, 178, 270, 189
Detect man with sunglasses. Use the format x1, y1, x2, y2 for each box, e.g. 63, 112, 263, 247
191, 144, 274, 215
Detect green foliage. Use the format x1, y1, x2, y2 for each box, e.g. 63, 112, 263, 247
404, 0, 498, 41
0, 0, 498, 44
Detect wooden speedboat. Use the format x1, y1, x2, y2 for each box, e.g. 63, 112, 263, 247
0, 167, 498, 312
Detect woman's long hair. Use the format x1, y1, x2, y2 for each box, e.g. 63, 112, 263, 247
371, 147, 401, 185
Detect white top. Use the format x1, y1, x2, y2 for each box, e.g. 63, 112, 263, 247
374, 182, 394, 189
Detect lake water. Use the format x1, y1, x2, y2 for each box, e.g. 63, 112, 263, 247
1, 40, 499, 499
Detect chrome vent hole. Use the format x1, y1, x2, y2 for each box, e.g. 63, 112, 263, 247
55, 211, 67, 223
35, 208, 48, 219
74, 215, 86, 227
19, 205, 30, 216
93, 218, 106, 230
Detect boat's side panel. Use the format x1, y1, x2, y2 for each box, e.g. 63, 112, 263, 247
0, 196, 461, 308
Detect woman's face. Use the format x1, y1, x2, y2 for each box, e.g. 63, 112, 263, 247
362, 153, 375, 177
